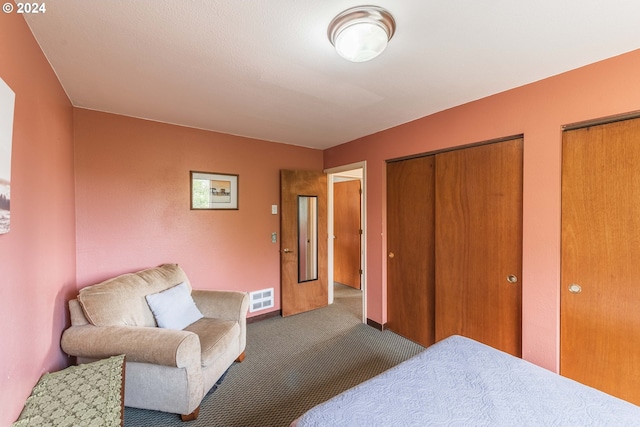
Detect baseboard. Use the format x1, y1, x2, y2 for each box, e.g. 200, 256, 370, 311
247, 309, 282, 324
366, 318, 384, 331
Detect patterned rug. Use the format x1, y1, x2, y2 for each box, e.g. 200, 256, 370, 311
124, 284, 425, 427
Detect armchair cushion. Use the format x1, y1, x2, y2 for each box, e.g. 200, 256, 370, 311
184, 318, 239, 367
146, 282, 203, 330
78, 264, 190, 327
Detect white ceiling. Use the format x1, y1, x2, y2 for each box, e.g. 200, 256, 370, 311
23, 1, 640, 150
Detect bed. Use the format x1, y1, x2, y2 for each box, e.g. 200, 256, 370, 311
292, 335, 640, 426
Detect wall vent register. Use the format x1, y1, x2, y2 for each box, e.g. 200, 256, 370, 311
249, 288, 274, 313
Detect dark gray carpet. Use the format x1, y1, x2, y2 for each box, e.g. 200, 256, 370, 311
124, 284, 425, 427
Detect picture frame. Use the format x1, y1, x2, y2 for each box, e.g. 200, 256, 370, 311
190, 171, 239, 210
0, 77, 15, 235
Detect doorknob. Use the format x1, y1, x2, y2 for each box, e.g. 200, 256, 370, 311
507, 274, 518, 283
568, 283, 582, 294
388, 252, 395, 259
282, 248, 294, 253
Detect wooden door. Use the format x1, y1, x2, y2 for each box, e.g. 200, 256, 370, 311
281, 170, 328, 317
561, 118, 640, 405
386, 156, 436, 347
334, 180, 361, 289
435, 138, 523, 357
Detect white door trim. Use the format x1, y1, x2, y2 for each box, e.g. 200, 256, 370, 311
325, 161, 367, 323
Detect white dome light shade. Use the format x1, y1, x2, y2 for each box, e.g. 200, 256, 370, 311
328, 6, 396, 63
335, 22, 389, 62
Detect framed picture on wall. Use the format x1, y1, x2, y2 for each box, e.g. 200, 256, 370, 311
190, 171, 239, 210
0, 77, 15, 234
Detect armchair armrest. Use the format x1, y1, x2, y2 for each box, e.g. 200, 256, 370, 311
192, 290, 249, 321
61, 324, 201, 368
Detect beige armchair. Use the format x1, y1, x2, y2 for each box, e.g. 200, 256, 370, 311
61, 264, 249, 421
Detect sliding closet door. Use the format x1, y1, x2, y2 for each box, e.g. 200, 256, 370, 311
435, 138, 523, 357
386, 156, 436, 347
561, 118, 640, 405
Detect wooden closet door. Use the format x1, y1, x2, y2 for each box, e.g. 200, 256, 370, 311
561, 118, 640, 405
435, 138, 523, 357
386, 156, 436, 347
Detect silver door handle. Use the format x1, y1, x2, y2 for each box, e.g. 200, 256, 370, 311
282, 248, 294, 253
568, 284, 582, 294
507, 274, 518, 283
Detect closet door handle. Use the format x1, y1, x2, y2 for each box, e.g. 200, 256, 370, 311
388, 252, 395, 259
507, 274, 518, 283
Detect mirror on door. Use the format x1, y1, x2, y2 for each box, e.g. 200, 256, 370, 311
298, 195, 318, 282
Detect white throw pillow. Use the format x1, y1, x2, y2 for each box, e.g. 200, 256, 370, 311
145, 282, 203, 330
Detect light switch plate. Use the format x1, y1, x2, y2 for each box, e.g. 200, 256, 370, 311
271, 205, 278, 214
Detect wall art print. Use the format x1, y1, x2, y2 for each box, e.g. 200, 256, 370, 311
0, 77, 15, 234
190, 171, 239, 210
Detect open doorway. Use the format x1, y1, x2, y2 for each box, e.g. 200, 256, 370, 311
326, 163, 366, 323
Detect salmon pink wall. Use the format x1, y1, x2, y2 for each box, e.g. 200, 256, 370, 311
74, 109, 323, 314
325, 49, 640, 372
0, 13, 76, 424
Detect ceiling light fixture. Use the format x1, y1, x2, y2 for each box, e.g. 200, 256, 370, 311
328, 6, 396, 63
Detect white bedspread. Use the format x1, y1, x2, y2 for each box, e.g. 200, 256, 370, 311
293, 335, 640, 426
